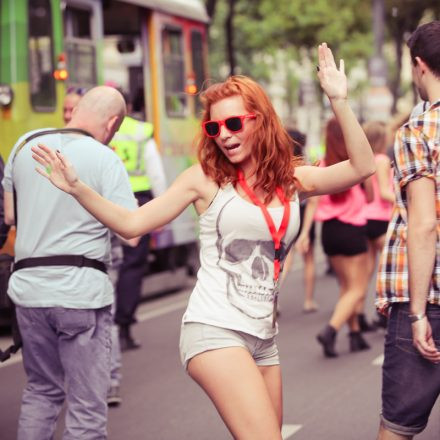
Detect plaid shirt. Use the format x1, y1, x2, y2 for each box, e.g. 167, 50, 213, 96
376, 100, 440, 313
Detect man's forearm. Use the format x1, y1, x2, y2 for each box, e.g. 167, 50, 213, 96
407, 222, 437, 314
406, 177, 437, 315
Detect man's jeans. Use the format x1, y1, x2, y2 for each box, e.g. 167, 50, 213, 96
16, 306, 112, 440
381, 303, 440, 436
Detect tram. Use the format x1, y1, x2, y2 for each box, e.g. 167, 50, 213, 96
0, 0, 209, 282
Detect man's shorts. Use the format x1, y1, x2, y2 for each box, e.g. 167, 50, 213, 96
381, 303, 440, 436
179, 322, 279, 371
321, 219, 367, 256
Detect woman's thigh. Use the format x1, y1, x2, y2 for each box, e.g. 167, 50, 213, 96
188, 347, 282, 440
258, 364, 283, 427
331, 253, 369, 291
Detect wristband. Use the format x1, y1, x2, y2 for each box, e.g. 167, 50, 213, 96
408, 312, 426, 323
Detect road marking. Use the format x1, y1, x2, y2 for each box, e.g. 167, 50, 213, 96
372, 354, 384, 366
136, 298, 188, 322
282, 424, 302, 438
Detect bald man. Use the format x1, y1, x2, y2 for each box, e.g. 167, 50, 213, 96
2, 86, 137, 439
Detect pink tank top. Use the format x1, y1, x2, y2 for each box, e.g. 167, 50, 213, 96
315, 184, 368, 226
364, 154, 393, 221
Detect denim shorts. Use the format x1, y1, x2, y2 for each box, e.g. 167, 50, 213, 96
381, 303, 440, 436
179, 322, 280, 370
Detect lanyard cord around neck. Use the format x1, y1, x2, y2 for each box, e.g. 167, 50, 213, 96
236, 169, 290, 282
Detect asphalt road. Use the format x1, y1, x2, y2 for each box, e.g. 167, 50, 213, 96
1, 259, 439, 439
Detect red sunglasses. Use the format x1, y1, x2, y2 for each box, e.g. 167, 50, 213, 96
202, 114, 256, 138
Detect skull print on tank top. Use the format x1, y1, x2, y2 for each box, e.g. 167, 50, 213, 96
182, 183, 300, 339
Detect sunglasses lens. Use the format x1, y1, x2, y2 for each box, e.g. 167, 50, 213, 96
204, 121, 220, 137
225, 117, 243, 132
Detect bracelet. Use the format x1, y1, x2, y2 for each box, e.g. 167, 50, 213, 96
408, 312, 426, 323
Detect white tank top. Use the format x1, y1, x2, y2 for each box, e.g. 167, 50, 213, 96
182, 183, 300, 339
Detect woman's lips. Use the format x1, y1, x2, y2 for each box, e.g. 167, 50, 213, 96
225, 143, 240, 151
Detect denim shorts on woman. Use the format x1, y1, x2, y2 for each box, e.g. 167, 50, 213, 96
381, 303, 440, 436
179, 322, 280, 370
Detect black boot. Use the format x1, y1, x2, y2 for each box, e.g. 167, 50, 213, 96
317, 325, 338, 358
349, 331, 370, 352
119, 325, 141, 352
358, 313, 376, 332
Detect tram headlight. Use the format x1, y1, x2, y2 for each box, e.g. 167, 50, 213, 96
0, 84, 13, 107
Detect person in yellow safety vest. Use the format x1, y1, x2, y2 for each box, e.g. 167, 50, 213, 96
109, 92, 167, 351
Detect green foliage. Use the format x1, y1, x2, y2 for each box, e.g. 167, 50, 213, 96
207, 0, 375, 81
205, 0, 440, 112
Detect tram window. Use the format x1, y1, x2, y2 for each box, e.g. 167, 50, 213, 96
28, 0, 56, 111
66, 7, 91, 39
191, 30, 205, 116
162, 27, 186, 117
64, 6, 97, 89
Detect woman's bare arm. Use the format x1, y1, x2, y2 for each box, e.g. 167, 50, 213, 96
295, 44, 375, 199
32, 144, 211, 239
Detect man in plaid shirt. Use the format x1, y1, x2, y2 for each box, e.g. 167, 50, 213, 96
376, 21, 440, 440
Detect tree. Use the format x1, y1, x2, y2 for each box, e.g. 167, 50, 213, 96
386, 0, 440, 112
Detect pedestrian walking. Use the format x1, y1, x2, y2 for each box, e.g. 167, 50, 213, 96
32, 43, 375, 440
358, 120, 394, 332
3, 86, 137, 439
376, 21, 440, 440
110, 91, 167, 351
281, 129, 318, 313
63, 85, 131, 406
313, 117, 374, 357
62, 87, 85, 124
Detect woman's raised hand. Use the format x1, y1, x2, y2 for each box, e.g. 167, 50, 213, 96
317, 42, 347, 101
32, 144, 79, 194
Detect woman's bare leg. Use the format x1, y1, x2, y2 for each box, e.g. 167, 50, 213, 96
259, 364, 283, 428
328, 253, 370, 331
188, 347, 282, 440
302, 247, 317, 311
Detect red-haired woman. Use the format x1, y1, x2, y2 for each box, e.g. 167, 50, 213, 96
32, 44, 375, 439
311, 118, 373, 358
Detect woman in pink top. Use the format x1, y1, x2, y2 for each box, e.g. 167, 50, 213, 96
301, 118, 373, 357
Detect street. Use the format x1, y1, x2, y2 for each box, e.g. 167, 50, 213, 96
1, 259, 439, 440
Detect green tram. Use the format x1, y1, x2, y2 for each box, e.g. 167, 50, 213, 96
0, 0, 209, 283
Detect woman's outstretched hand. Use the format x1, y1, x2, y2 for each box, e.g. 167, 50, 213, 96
317, 42, 347, 101
32, 144, 79, 194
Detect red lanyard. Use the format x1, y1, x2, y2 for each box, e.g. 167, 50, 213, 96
237, 169, 290, 282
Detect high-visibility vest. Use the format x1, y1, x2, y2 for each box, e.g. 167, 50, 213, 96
307, 143, 325, 164
110, 116, 154, 193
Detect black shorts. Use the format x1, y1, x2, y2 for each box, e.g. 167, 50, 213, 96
297, 204, 316, 244
321, 219, 367, 256
366, 219, 388, 240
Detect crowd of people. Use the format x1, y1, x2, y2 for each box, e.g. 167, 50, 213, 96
1, 19, 440, 440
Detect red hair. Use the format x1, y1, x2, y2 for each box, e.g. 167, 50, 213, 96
196, 76, 302, 203
324, 118, 349, 201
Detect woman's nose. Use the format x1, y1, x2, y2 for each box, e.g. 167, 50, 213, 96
218, 123, 231, 139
